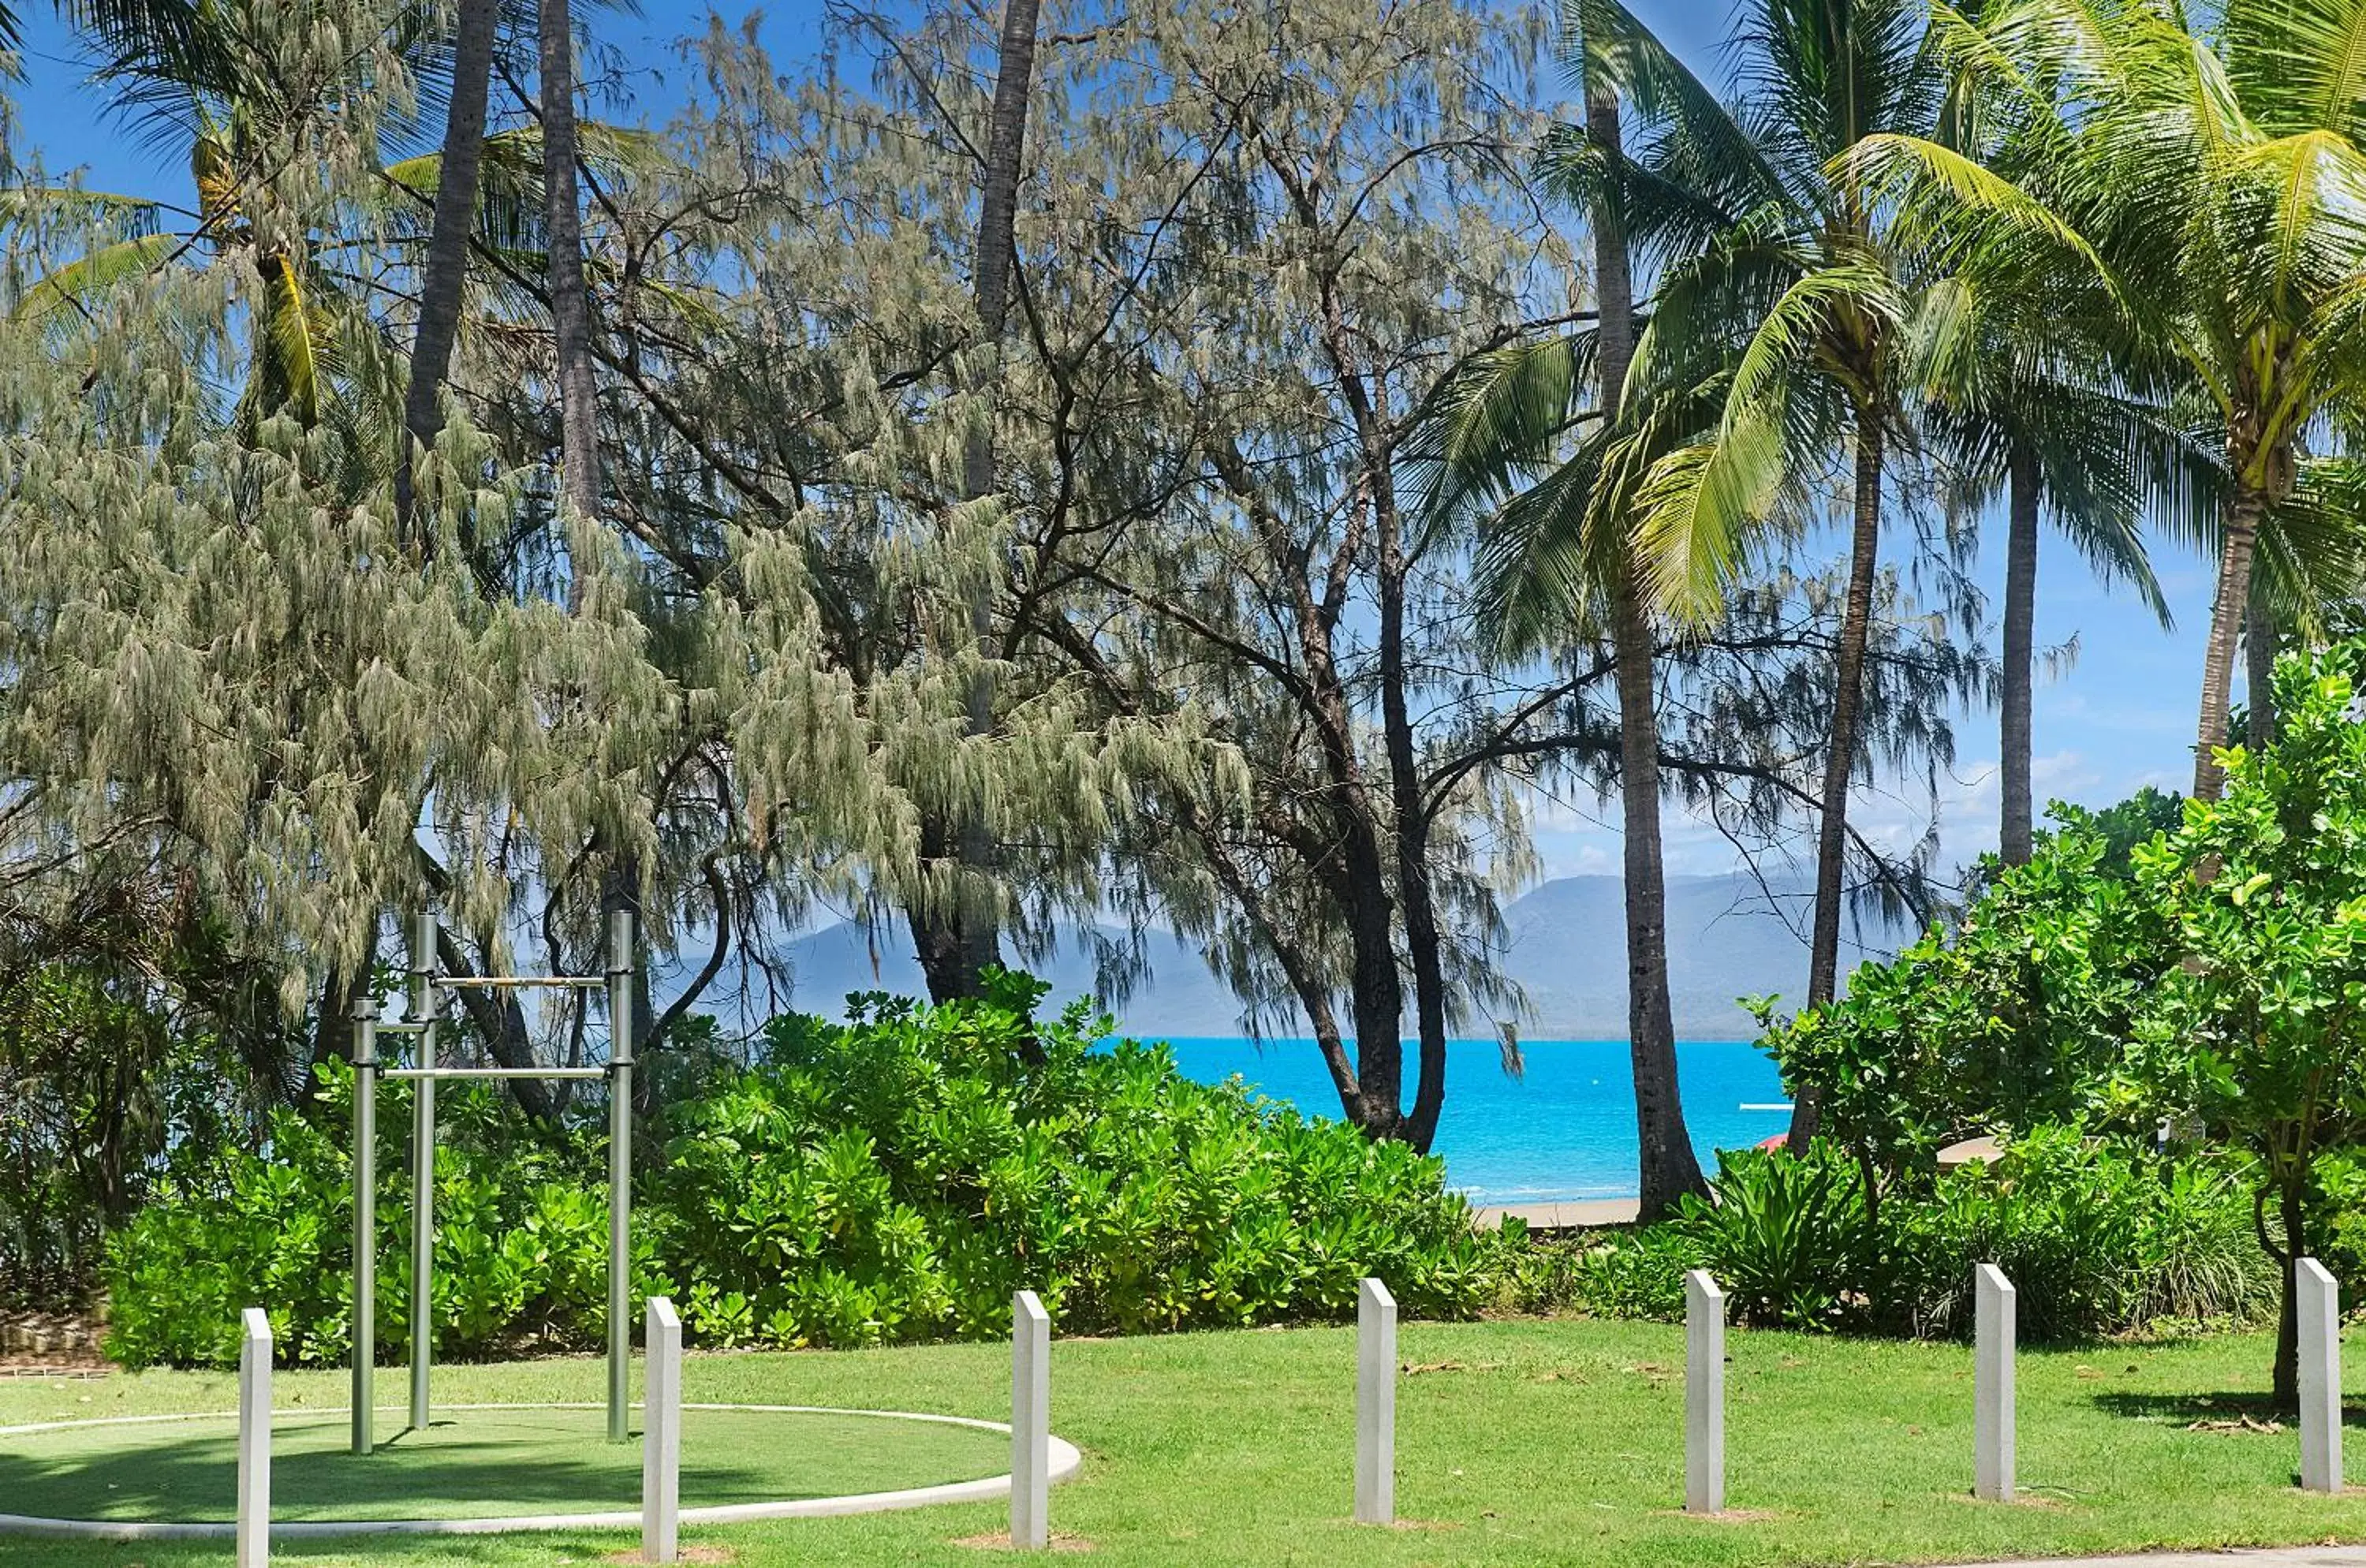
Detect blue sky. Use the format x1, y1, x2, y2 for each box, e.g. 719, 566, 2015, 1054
7, 1, 2215, 887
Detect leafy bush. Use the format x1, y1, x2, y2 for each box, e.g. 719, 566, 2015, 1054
649, 972, 1489, 1345
105, 1097, 356, 1368
1671, 1145, 1874, 1330
1753, 643, 2366, 1394
1489, 1224, 1692, 1322
1568, 1133, 2273, 1342
1763, 821, 2163, 1185
106, 972, 1490, 1365
104, 1067, 637, 1368
1879, 1128, 2274, 1339
1, 958, 268, 1312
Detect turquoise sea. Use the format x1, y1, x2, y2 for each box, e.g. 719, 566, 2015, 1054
1159, 1036, 1788, 1204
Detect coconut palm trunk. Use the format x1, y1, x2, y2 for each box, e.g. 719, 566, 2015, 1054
395, 0, 498, 536
1999, 441, 2039, 865
2246, 599, 2278, 748
1589, 77, 1704, 1217
539, 0, 599, 536
2193, 488, 2263, 801
1791, 406, 1886, 1148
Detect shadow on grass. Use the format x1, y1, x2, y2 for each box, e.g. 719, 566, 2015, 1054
0, 1417, 787, 1521
2088, 1390, 2366, 1428
4, 1531, 644, 1563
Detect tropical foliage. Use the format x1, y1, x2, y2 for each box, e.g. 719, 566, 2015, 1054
1733, 641, 2366, 1396
1554, 1133, 2275, 1341
103, 975, 1492, 1368
16, 0, 2366, 1383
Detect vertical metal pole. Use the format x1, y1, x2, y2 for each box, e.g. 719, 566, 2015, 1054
2299, 1257, 2342, 1493
1685, 1269, 1727, 1514
1354, 1278, 1397, 1525
408, 911, 436, 1434
1011, 1290, 1051, 1549
1975, 1264, 2017, 1503
350, 998, 377, 1457
409, 1047, 435, 1432
607, 909, 636, 1443
237, 1308, 272, 1568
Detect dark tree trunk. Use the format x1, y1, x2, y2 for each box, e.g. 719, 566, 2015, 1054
2275, 1176, 2305, 1412
1344, 839, 1409, 1143
301, 950, 375, 1107
539, 0, 600, 536
909, 816, 987, 1004
430, 925, 559, 1124
1999, 442, 2039, 866
395, 0, 498, 537
970, 0, 1040, 360
912, 0, 1043, 998
2246, 599, 2278, 750
1791, 406, 1886, 1150
1379, 492, 1447, 1154
2195, 486, 2265, 801
1590, 76, 1704, 1217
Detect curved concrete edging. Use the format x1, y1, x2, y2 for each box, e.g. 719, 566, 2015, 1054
0, 1401, 1083, 1540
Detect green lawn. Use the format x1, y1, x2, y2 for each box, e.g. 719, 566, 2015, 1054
0, 1405, 1007, 1521
3, 1316, 2364, 1566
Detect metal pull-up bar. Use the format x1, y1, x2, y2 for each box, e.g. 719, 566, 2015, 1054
380, 1066, 610, 1081
349, 906, 637, 1458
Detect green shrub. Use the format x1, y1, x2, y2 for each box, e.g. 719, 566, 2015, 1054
1672, 1144, 1874, 1331
1, 958, 267, 1312
104, 1099, 355, 1368
1761, 819, 2162, 1186
105, 971, 1490, 1365
1569, 1132, 2274, 1342
1879, 1128, 2274, 1339
103, 1067, 638, 1368
651, 971, 1489, 1345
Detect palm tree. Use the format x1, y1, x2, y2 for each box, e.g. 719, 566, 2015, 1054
395, 0, 499, 537
1422, 0, 1713, 1218
1853, 0, 2366, 1407
0, 2, 215, 78
1853, 0, 2366, 802
1906, 269, 2190, 864
1569, 0, 1942, 1145
16, 0, 523, 440
539, 0, 599, 536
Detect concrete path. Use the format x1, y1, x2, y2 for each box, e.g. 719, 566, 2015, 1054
1957, 1553, 2366, 1568
1471, 1199, 1640, 1230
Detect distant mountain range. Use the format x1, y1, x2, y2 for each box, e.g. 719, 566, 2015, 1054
779, 873, 1915, 1041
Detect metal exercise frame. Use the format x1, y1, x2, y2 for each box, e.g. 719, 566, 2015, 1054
349, 908, 637, 1455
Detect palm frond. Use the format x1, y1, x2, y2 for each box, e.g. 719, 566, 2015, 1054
13, 231, 180, 320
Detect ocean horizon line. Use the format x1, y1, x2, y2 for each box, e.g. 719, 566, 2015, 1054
1124, 1032, 1766, 1048
1148, 1036, 1788, 1204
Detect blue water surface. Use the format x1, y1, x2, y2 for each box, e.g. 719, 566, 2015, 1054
1155, 1037, 1788, 1204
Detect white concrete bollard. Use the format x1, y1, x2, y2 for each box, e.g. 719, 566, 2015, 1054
642, 1296, 683, 1563
1974, 1264, 2016, 1503
1355, 1278, 1398, 1524
237, 1307, 271, 1568
2299, 1257, 2343, 1493
1685, 1270, 1727, 1514
1011, 1290, 1051, 1549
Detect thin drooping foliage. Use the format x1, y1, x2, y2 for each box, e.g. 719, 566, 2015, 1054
3, 0, 2362, 1294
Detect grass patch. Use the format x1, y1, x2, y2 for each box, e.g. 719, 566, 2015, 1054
2, 1319, 2364, 1565
0, 1406, 1007, 1521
